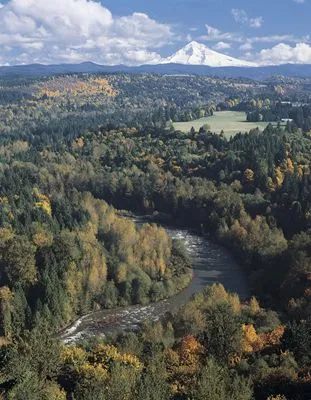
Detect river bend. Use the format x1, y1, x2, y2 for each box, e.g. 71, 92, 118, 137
59, 219, 249, 344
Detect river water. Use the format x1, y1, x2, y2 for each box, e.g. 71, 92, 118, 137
59, 218, 249, 344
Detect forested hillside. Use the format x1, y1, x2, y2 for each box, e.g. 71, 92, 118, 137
48, 123, 310, 315
0, 74, 270, 141
0, 73, 310, 399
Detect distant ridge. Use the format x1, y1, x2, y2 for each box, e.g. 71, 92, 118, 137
1, 61, 311, 80
2, 41, 311, 79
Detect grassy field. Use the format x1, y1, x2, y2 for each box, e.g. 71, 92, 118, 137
173, 111, 271, 138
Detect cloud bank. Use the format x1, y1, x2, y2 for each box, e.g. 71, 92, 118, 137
258, 43, 311, 65
0, 0, 173, 65
200, 24, 311, 65
0, 1, 311, 67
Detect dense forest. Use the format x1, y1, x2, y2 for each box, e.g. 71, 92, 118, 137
0, 73, 310, 399
0, 179, 191, 337
0, 74, 271, 143
2, 285, 311, 399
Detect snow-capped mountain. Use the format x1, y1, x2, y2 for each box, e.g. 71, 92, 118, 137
162, 41, 257, 67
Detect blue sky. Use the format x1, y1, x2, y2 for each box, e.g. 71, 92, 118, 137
0, 0, 310, 65
103, 0, 309, 40
102, 0, 311, 57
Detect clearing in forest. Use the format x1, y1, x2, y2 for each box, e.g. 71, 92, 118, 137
173, 111, 271, 137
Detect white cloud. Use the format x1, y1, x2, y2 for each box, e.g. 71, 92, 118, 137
200, 24, 242, 42
293, 0, 305, 3
200, 23, 310, 48
213, 41, 231, 50
240, 42, 253, 51
231, 9, 248, 25
249, 17, 264, 29
250, 35, 298, 44
243, 52, 254, 61
199, 22, 311, 66
0, 0, 173, 65
258, 42, 311, 65
232, 9, 263, 29
205, 25, 225, 40
200, 24, 285, 45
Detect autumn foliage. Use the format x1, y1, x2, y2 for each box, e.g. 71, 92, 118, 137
37, 76, 117, 98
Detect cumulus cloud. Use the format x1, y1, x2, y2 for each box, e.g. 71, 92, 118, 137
231, 9, 263, 29
258, 43, 311, 65
0, 0, 173, 65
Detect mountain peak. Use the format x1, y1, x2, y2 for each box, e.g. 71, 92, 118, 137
162, 41, 257, 68
185, 40, 203, 47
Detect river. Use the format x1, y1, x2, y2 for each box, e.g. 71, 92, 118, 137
59, 218, 249, 344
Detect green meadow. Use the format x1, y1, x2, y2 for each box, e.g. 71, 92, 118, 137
173, 111, 271, 138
